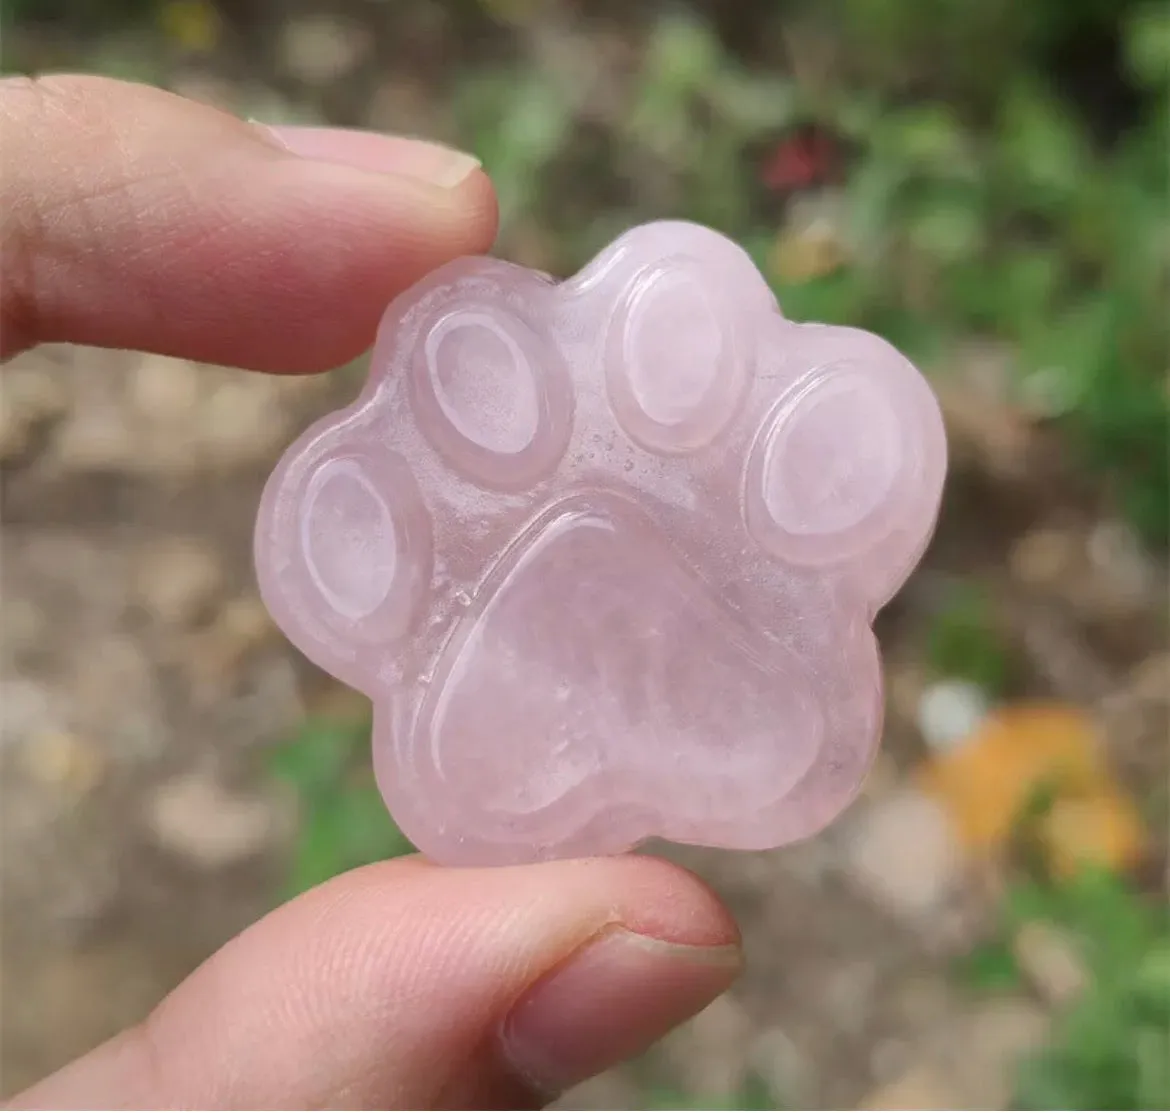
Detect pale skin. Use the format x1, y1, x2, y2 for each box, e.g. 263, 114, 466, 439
0, 75, 742, 1109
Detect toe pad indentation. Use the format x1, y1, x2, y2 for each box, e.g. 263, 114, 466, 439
412, 304, 574, 491
302, 459, 400, 621
748, 365, 905, 558
607, 259, 748, 454
289, 447, 432, 651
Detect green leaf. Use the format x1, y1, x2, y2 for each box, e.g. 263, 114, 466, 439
905, 186, 984, 264
844, 152, 908, 264
925, 582, 1010, 695
770, 269, 868, 328
1125, 6, 1170, 90
1002, 871, 1170, 1109
998, 81, 1089, 210
1135, 942, 1170, 1018
877, 103, 974, 176
1015, 296, 1114, 418
996, 248, 1063, 336
645, 1076, 779, 1110
286, 780, 412, 896
642, 14, 721, 97
960, 939, 1023, 990
268, 717, 366, 797
707, 71, 797, 134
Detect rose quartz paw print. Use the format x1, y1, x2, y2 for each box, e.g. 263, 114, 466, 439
255, 221, 947, 866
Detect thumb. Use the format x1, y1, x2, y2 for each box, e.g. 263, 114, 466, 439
11, 856, 740, 1109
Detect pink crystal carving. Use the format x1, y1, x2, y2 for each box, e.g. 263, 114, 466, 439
255, 221, 947, 866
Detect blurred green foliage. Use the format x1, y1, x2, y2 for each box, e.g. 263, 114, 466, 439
6, 0, 1166, 550
964, 869, 1170, 1111
459, 1, 1169, 546
268, 715, 411, 897
645, 1077, 779, 1109
2, 0, 162, 31
925, 582, 1012, 694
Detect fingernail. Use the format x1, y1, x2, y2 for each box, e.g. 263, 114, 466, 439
499, 928, 741, 1096
251, 122, 482, 188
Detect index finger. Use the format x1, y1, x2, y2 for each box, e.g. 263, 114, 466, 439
0, 75, 497, 371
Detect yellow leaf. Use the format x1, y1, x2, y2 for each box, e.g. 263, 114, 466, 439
768, 220, 847, 284
1040, 789, 1147, 876
159, 0, 221, 53
918, 702, 1144, 874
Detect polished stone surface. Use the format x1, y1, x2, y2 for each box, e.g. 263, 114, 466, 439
255, 221, 947, 865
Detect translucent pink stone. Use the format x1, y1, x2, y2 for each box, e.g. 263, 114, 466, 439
254, 221, 947, 866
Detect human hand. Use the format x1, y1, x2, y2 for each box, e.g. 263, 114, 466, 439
0, 75, 741, 1109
